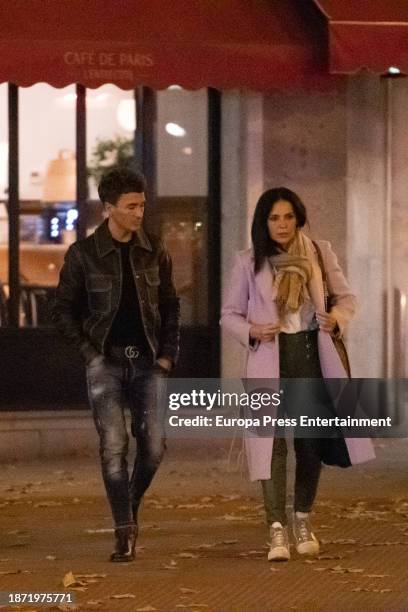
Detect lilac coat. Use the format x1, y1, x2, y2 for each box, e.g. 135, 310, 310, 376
220, 240, 375, 481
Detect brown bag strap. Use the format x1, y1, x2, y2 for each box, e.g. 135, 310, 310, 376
311, 240, 328, 312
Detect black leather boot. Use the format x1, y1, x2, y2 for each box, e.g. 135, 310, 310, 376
110, 524, 138, 562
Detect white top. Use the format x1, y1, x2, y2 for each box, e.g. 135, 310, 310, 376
280, 297, 318, 333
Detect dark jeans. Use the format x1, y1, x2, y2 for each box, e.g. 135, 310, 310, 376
262, 330, 326, 526
86, 354, 167, 528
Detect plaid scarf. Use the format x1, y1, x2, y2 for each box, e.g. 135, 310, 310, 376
268, 230, 313, 320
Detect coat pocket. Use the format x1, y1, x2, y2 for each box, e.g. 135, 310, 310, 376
86, 274, 112, 314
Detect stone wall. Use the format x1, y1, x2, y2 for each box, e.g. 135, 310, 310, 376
221, 75, 405, 379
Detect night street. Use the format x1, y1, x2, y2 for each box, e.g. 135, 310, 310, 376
0, 438, 407, 611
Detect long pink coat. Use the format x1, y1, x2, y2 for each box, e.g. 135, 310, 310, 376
220, 240, 375, 481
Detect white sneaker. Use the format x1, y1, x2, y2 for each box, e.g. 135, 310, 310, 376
292, 513, 319, 556
267, 522, 290, 561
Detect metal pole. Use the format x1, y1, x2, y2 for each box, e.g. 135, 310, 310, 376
385, 78, 393, 378
76, 84, 87, 240
133, 87, 144, 173
7, 83, 20, 328
141, 87, 157, 205
208, 88, 221, 377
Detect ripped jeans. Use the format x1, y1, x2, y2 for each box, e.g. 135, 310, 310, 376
86, 355, 167, 528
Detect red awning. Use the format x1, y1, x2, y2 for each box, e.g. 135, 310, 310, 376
314, 0, 408, 74
0, 0, 329, 91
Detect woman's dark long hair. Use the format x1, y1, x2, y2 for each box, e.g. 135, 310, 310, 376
251, 187, 307, 273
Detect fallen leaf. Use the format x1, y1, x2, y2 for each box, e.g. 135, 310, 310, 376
62, 571, 87, 588
70, 586, 88, 592
321, 539, 357, 545
34, 501, 63, 508
363, 574, 390, 578
180, 588, 199, 595
363, 541, 408, 546
351, 588, 392, 593
176, 504, 215, 509
178, 552, 199, 559
46, 555, 57, 561
110, 593, 136, 599
85, 528, 114, 534
220, 494, 242, 501
76, 573, 107, 579
163, 559, 178, 570
218, 514, 247, 521
221, 539, 239, 545
329, 565, 364, 574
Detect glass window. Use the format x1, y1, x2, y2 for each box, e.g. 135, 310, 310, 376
0, 84, 8, 325
17, 84, 76, 326
156, 88, 208, 326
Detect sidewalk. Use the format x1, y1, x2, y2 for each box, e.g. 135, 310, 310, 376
0, 438, 407, 612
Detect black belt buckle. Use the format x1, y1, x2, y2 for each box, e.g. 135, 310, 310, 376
124, 345, 140, 359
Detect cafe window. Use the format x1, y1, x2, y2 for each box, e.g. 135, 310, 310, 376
1, 84, 211, 330
0, 84, 8, 325
156, 87, 208, 326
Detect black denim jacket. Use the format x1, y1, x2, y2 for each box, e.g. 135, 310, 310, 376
52, 220, 180, 365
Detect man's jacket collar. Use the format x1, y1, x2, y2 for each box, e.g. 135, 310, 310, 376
95, 219, 153, 257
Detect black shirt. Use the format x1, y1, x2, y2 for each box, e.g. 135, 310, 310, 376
106, 237, 149, 352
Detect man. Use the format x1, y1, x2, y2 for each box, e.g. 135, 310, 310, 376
52, 167, 180, 562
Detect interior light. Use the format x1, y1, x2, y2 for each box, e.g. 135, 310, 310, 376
182, 146, 193, 155
388, 67, 401, 75
62, 93, 77, 102
165, 122, 186, 137
55, 92, 77, 107
117, 99, 136, 131
94, 93, 110, 102
67, 209, 78, 222
167, 85, 183, 91
0, 142, 8, 194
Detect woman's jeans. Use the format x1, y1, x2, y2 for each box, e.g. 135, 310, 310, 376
262, 330, 328, 526
86, 354, 167, 528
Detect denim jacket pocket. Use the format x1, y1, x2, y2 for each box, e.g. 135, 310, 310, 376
86, 274, 112, 313
144, 268, 160, 306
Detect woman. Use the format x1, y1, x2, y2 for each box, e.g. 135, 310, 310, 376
220, 187, 375, 562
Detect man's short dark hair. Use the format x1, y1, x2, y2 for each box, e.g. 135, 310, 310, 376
98, 167, 146, 206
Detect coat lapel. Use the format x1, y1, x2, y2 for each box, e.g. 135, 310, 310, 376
254, 260, 278, 303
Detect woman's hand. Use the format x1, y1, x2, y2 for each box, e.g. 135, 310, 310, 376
316, 311, 337, 333
249, 323, 281, 342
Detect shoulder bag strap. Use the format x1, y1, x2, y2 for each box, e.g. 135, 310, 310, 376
311, 239, 328, 312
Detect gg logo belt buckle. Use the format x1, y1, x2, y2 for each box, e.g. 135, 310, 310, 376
125, 346, 139, 359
